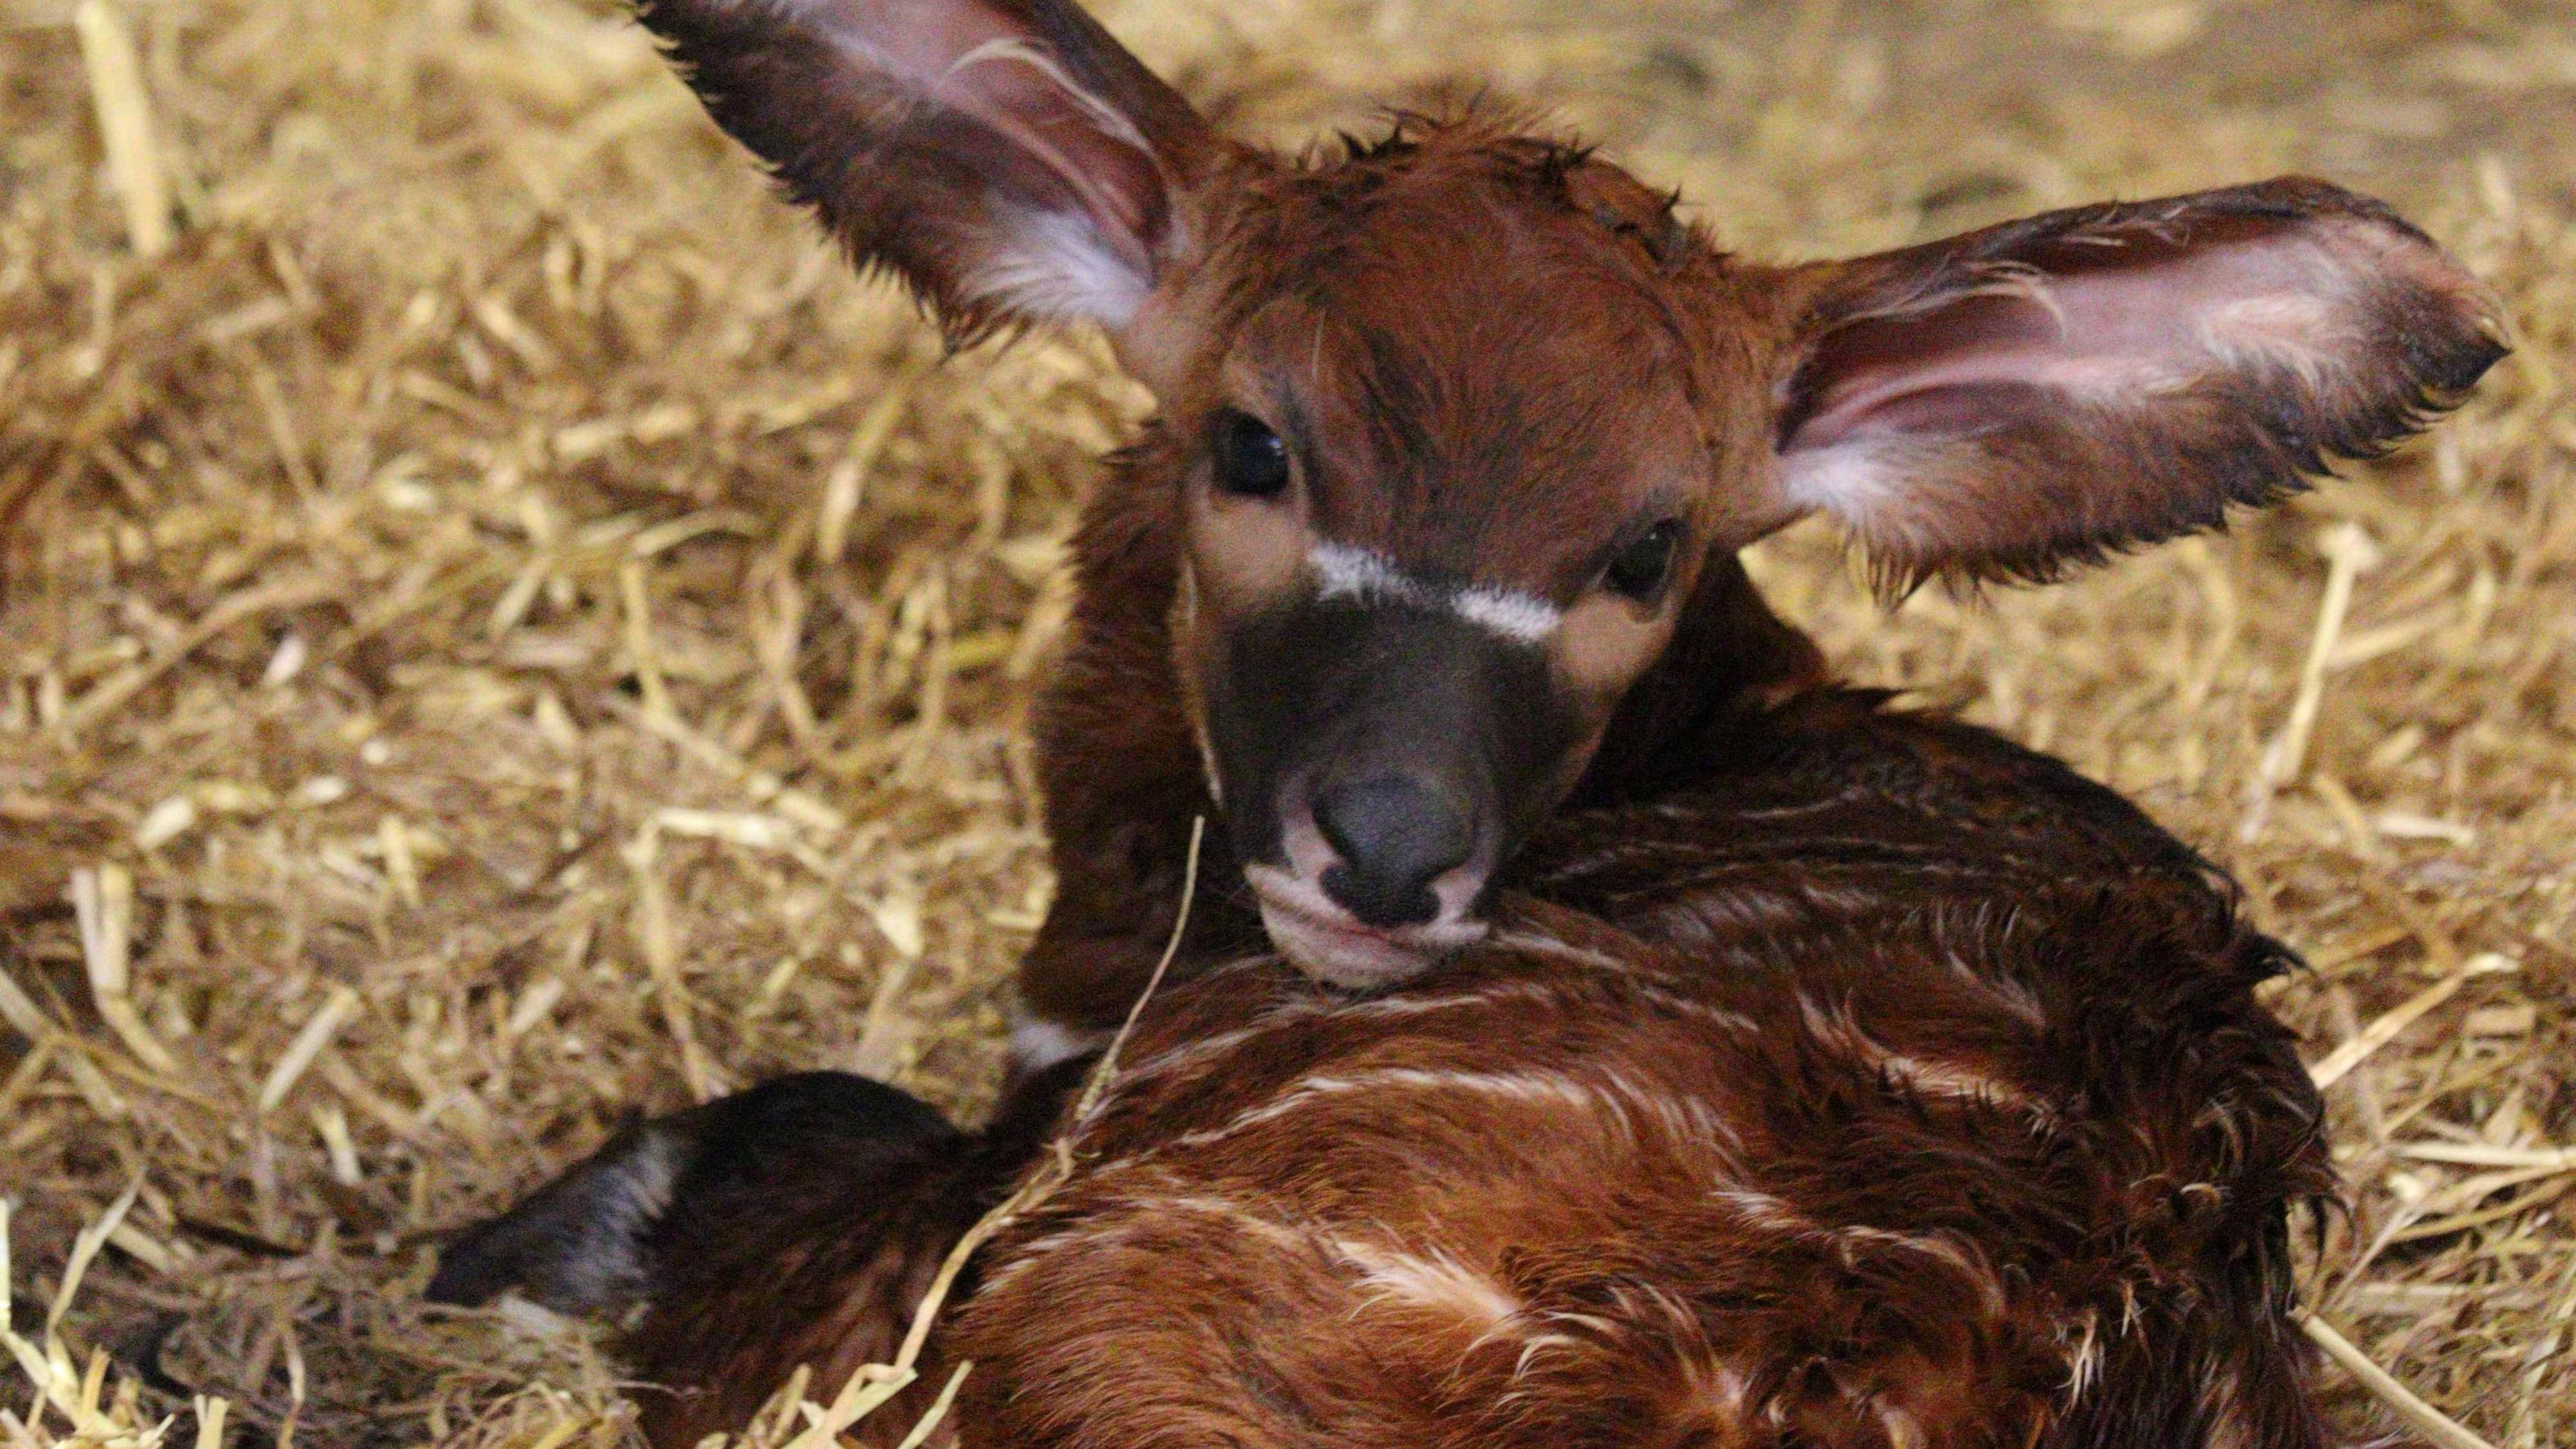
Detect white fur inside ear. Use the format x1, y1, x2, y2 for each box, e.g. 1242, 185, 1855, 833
2193, 292, 2351, 391
963, 205, 1150, 324
1776, 439, 1949, 557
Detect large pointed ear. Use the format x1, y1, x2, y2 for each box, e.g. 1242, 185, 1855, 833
1761, 178, 2508, 589
637, 0, 1220, 339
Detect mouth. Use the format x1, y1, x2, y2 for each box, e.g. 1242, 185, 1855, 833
1242, 865, 1487, 990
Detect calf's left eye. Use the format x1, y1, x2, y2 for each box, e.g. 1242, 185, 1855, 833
1605, 521, 1682, 601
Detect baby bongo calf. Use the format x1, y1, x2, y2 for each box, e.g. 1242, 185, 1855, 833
426, 0, 2508, 1442
617, 0, 2501, 1075
441, 699, 2359, 1448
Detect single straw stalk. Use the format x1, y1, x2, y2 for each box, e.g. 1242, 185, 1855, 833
70, 0, 171, 259
2300, 1312, 2497, 1449
2241, 521, 2381, 843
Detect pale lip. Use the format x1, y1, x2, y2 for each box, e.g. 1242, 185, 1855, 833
1242, 863, 1488, 990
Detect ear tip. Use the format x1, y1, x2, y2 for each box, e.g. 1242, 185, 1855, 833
2359, 264, 2512, 413
2383, 269, 2514, 421
2241, 174, 2517, 414
2434, 317, 2514, 395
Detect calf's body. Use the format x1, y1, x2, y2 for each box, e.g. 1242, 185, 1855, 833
441, 692, 2341, 1448
427, 0, 2508, 1442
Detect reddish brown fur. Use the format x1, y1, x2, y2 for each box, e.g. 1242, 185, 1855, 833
1014, 139, 2504, 1024
634, 1, 2500, 1018
427, 3, 2509, 1444
1017, 120, 1812, 1022
490, 692, 2336, 1448
957, 699, 2343, 1449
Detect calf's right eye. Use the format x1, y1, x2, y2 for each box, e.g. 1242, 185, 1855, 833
1211, 409, 1291, 499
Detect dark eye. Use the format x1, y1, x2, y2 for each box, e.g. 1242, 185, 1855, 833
1210, 409, 1291, 499
1605, 520, 1682, 602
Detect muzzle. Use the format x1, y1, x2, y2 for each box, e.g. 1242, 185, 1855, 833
1203, 595, 1575, 988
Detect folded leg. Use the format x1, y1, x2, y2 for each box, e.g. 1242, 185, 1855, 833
429, 1064, 1084, 1446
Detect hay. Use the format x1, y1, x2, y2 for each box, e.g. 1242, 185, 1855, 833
1, 0, 2569, 1444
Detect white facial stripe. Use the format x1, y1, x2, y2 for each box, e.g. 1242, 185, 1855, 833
1454, 587, 1560, 643
1308, 541, 1407, 603
1305, 542, 1562, 643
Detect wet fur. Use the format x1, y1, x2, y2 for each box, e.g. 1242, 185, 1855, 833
442, 692, 2338, 1448
430, 4, 2512, 1442
615, 0, 2503, 1027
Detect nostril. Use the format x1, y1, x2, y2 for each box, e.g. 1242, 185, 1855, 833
1311, 773, 1476, 928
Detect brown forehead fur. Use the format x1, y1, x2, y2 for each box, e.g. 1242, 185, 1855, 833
1169, 115, 1786, 593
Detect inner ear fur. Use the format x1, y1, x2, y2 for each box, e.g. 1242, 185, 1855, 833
1765, 176, 2508, 591
637, 0, 1221, 341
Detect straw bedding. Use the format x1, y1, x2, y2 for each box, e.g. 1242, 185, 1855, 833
1, 0, 2570, 1444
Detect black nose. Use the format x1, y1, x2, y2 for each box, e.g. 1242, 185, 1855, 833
1311, 773, 1477, 928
